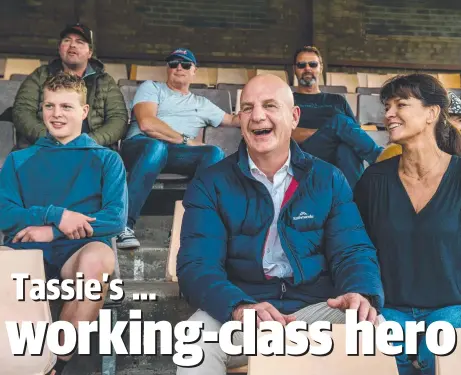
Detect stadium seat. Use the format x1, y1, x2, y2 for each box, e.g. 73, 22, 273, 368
194, 67, 217, 87
320, 85, 347, 94
326, 72, 359, 93
217, 84, 245, 112
343, 93, 358, 118
0, 58, 5, 78
235, 89, 242, 113
437, 73, 461, 89
366, 73, 389, 88
104, 63, 128, 83
191, 88, 232, 113
3, 58, 41, 80
256, 69, 288, 83
0, 249, 56, 375
118, 79, 142, 87
204, 126, 242, 156
217, 68, 248, 85
8, 74, 28, 82
356, 87, 380, 95
435, 329, 461, 375
0, 80, 21, 169
130, 64, 167, 82
247, 325, 399, 375
357, 94, 385, 126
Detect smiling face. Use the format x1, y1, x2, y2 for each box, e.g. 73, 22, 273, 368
239, 75, 300, 158
42, 88, 89, 144
166, 58, 196, 87
59, 33, 92, 70
384, 96, 438, 144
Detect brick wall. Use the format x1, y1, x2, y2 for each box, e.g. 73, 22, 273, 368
314, 0, 461, 71
0, 0, 313, 66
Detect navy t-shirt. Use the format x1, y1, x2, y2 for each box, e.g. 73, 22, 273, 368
293, 92, 355, 129
354, 155, 461, 308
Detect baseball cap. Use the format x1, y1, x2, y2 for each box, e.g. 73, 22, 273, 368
448, 91, 461, 115
60, 23, 94, 47
166, 48, 197, 65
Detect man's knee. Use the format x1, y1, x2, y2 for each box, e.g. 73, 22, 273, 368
65, 242, 115, 279
202, 145, 225, 166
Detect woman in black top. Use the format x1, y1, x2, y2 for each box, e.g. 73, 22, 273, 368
354, 74, 461, 375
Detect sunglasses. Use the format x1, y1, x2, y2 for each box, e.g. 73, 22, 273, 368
167, 60, 193, 70
296, 61, 319, 69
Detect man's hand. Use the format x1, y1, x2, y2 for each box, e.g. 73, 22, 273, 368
232, 302, 296, 327
327, 293, 377, 323
187, 138, 205, 147
58, 210, 95, 240
13, 226, 54, 243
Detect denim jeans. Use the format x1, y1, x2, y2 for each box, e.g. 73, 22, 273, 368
381, 305, 461, 375
121, 134, 225, 229
299, 113, 383, 188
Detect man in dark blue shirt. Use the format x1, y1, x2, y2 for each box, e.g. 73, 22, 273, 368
291, 46, 383, 188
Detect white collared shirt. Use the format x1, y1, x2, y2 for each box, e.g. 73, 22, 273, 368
248, 151, 294, 278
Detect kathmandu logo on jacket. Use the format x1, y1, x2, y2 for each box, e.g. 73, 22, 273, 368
293, 212, 314, 221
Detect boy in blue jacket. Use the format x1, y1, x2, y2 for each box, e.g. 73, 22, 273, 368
0, 72, 127, 375
177, 74, 384, 375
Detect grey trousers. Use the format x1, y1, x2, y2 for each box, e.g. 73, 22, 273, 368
176, 302, 346, 375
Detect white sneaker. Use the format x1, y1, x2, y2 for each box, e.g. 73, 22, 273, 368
116, 227, 140, 249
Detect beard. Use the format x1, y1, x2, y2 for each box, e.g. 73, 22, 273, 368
298, 73, 317, 87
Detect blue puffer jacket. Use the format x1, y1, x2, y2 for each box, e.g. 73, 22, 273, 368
177, 140, 384, 324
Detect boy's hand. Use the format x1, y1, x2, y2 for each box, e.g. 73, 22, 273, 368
58, 210, 95, 239
13, 226, 54, 243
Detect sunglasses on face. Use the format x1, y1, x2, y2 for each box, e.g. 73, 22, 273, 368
167, 60, 193, 70
296, 61, 319, 69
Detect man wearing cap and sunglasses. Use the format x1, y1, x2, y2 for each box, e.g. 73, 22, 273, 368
13, 23, 128, 149
291, 46, 383, 188
117, 48, 240, 249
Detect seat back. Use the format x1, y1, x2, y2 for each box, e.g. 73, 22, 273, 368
0, 249, 56, 375
8, 74, 28, 82
357, 94, 385, 126
217, 68, 248, 85
0, 80, 21, 168
131, 65, 167, 82
104, 63, 128, 83
194, 67, 217, 87
0, 58, 5, 78
320, 85, 347, 94
248, 324, 398, 375
119, 85, 138, 121
191, 89, 232, 113
435, 328, 461, 375
343, 93, 358, 118
356, 87, 380, 95
216, 84, 245, 112
166, 200, 185, 282
366, 73, 389, 88
204, 126, 242, 156
437, 73, 461, 89
3, 58, 41, 80
327, 72, 359, 93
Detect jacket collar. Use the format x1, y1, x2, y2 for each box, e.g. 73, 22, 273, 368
236, 139, 314, 182
47, 57, 105, 76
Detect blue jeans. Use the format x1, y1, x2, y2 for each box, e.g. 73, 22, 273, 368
121, 135, 225, 229
299, 113, 383, 188
381, 305, 461, 375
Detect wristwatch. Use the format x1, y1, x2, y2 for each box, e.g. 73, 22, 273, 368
181, 133, 190, 145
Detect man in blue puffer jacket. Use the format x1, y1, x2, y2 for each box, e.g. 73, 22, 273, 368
177, 74, 384, 375
0, 72, 127, 375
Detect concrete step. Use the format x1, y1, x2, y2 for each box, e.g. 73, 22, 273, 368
62, 280, 195, 375
118, 244, 169, 281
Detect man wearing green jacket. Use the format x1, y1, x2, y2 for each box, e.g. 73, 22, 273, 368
12, 23, 128, 148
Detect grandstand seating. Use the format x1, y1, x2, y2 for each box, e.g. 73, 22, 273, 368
256, 69, 288, 83
437, 73, 461, 89
0, 58, 5, 78
8, 74, 28, 82
0, 80, 21, 169
356, 87, 380, 95
357, 94, 385, 127
3, 58, 40, 80
130, 64, 167, 81
326, 72, 359, 93
104, 63, 128, 83
247, 325, 399, 375
216, 68, 248, 85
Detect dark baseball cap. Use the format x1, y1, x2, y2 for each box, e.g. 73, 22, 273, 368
165, 48, 197, 65
60, 23, 94, 47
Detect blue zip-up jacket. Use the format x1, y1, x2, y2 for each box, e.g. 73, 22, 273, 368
177, 140, 384, 324
0, 134, 127, 245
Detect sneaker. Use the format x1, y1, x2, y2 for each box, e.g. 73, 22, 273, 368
116, 227, 140, 249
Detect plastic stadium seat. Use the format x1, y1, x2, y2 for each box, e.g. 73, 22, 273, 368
194, 67, 217, 87
256, 69, 288, 83
190, 88, 232, 113
357, 94, 385, 126
8, 74, 28, 82
235, 89, 242, 113
217, 68, 248, 85
204, 126, 242, 156
356, 87, 380, 95
343, 93, 358, 118
216, 84, 245, 112
104, 63, 128, 83
130, 64, 167, 82
435, 329, 461, 375
247, 325, 398, 375
0, 250, 56, 375
0, 80, 21, 168
320, 85, 347, 94
327, 73, 359, 93
0, 58, 5, 78
3, 58, 41, 80
437, 73, 461, 89
366, 73, 389, 88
